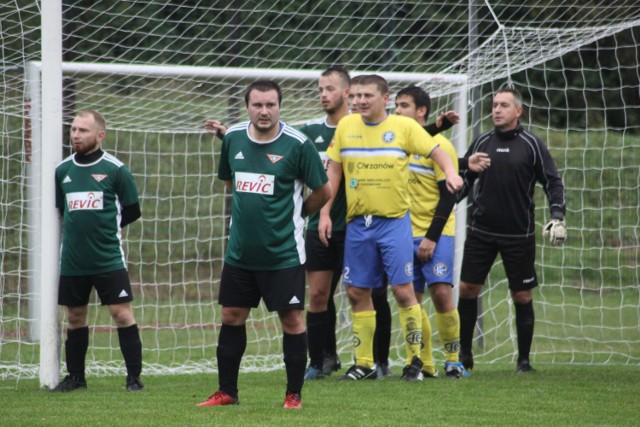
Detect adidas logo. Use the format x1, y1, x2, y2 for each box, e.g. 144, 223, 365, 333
118, 289, 129, 298
289, 296, 300, 304
63, 176, 72, 183
235, 151, 245, 160
314, 136, 324, 143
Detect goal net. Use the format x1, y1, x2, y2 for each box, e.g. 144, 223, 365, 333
1, 1, 639, 382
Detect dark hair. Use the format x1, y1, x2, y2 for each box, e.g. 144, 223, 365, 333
350, 74, 364, 86
77, 109, 107, 131
496, 87, 523, 108
396, 85, 431, 115
244, 80, 282, 106
358, 74, 389, 95
321, 65, 351, 87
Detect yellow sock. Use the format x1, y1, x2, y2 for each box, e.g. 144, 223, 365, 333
398, 304, 422, 366
436, 309, 461, 363
419, 307, 435, 374
352, 310, 376, 368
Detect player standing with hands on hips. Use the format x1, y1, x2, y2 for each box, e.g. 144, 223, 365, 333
457, 87, 566, 374
53, 110, 144, 392
197, 80, 331, 409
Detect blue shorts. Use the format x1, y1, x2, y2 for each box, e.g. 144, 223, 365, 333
343, 213, 414, 288
412, 235, 455, 294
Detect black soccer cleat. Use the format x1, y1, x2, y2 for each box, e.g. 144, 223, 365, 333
400, 356, 424, 382
459, 350, 474, 371
516, 359, 535, 374
322, 353, 342, 376
340, 365, 377, 380
126, 375, 145, 391
51, 375, 87, 392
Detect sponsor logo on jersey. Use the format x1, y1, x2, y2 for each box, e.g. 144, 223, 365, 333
314, 136, 324, 143
349, 178, 358, 189
346, 134, 363, 139
235, 172, 275, 195
382, 131, 395, 143
63, 175, 72, 183
234, 151, 245, 159
433, 262, 448, 277
357, 162, 395, 170
267, 154, 284, 164
66, 191, 104, 211
496, 148, 510, 153
91, 174, 108, 182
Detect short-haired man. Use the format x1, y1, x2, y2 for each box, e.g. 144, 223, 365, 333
395, 85, 488, 379
197, 80, 331, 408
457, 88, 566, 374
323, 74, 463, 381
53, 110, 144, 392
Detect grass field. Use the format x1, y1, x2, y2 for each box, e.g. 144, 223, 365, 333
2, 365, 639, 426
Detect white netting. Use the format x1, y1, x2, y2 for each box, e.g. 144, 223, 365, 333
1, 1, 639, 380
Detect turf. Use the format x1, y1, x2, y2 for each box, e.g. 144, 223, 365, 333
1, 364, 638, 426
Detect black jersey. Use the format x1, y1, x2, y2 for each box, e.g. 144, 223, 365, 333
460, 123, 565, 237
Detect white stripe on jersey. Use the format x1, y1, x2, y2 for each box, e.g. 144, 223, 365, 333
340, 147, 408, 158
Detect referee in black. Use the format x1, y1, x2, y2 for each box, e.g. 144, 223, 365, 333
457, 87, 566, 373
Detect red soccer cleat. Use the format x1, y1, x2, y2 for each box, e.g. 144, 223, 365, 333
196, 390, 239, 407
282, 392, 302, 409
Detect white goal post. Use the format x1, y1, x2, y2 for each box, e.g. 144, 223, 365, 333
27, 60, 468, 386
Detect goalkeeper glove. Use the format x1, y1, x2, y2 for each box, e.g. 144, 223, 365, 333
542, 219, 566, 245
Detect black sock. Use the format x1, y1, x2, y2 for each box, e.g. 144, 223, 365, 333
372, 290, 391, 364
458, 297, 478, 354
118, 324, 142, 378
515, 300, 535, 363
283, 331, 307, 395
66, 326, 89, 380
323, 269, 341, 356
216, 324, 246, 398
306, 311, 327, 368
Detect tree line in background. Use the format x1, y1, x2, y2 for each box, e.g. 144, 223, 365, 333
3, 0, 639, 130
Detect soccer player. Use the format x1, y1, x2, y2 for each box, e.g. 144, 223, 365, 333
457, 87, 566, 374
300, 66, 350, 380
322, 74, 463, 381
52, 110, 144, 392
197, 80, 331, 409
395, 86, 489, 379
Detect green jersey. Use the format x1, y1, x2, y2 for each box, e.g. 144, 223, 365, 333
218, 121, 328, 270
298, 118, 347, 232
55, 151, 139, 275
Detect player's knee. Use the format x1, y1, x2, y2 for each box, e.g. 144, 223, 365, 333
459, 282, 482, 299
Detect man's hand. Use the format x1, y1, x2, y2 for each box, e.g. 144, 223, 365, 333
435, 111, 461, 129
446, 174, 463, 193
542, 219, 566, 245
318, 214, 333, 247
468, 152, 491, 172
204, 119, 227, 139
417, 238, 436, 262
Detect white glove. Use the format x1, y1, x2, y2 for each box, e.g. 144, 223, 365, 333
542, 219, 566, 245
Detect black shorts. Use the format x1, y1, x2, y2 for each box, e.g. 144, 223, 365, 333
304, 230, 345, 272
58, 269, 133, 307
219, 263, 305, 311
460, 230, 538, 291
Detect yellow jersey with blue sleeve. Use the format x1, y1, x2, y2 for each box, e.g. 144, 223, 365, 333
326, 113, 440, 222
408, 134, 459, 238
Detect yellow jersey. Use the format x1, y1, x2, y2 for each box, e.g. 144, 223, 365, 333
408, 134, 459, 237
327, 114, 440, 222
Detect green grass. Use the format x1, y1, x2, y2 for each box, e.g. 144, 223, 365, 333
2, 365, 638, 426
